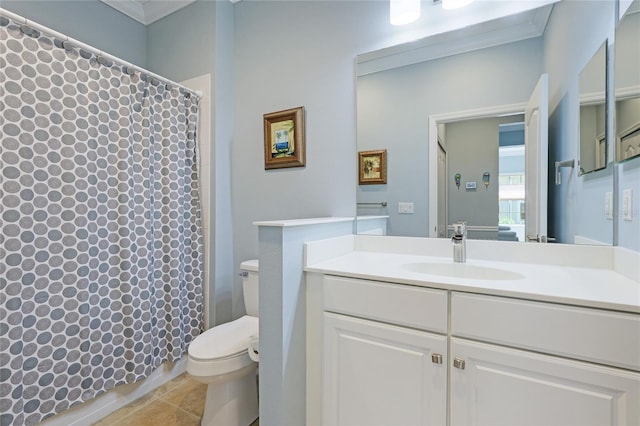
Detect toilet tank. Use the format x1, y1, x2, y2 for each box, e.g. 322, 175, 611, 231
240, 259, 259, 317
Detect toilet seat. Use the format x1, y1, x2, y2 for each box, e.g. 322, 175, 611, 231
187, 315, 259, 378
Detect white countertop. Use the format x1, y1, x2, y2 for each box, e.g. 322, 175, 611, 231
305, 249, 640, 314
254, 217, 354, 227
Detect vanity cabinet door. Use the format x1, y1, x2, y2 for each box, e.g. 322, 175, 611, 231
323, 312, 447, 426
450, 338, 640, 426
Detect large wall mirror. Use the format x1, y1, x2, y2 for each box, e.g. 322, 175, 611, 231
616, 1, 640, 163
578, 42, 607, 175
356, 1, 616, 245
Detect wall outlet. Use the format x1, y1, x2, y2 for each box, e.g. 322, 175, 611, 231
623, 189, 633, 221
398, 202, 414, 214
605, 192, 613, 220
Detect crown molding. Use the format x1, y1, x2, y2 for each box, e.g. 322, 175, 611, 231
100, 0, 197, 25
357, 3, 556, 76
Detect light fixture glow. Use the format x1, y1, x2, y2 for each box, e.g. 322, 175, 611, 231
442, 0, 474, 10
390, 0, 421, 25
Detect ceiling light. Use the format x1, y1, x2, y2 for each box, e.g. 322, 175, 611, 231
442, 0, 474, 10
390, 0, 421, 25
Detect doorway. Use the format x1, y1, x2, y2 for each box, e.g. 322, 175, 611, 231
498, 122, 526, 242
428, 74, 548, 241
438, 115, 525, 240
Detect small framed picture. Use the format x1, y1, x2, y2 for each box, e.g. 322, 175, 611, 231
263, 107, 306, 169
358, 149, 387, 185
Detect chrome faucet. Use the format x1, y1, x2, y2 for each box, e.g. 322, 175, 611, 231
451, 222, 466, 263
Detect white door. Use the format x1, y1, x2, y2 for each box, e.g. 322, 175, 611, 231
437, 140, 448, 238
524, 74, 549, 242
450, 338, 640, 426
323, 312, 447, 426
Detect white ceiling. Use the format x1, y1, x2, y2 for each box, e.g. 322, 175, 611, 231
100, 0, 197, 25
100, 0, 559, 30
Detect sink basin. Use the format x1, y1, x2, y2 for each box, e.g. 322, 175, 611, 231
403, 262, 523, 281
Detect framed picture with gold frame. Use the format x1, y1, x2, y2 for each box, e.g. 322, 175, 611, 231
263, 107, 306, 169
358, 149, 387, 185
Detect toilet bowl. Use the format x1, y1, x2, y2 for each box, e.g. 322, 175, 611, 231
187, 260, 259, 426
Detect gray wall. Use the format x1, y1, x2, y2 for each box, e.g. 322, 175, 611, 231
1, 0, 146, 67
579, 103, 606, 172
231, 0, 388, 307
617, 98, 640, 136
447, 118, 499, 232
615, 10, 640, 251
545, 0, 616, 246
147, 1, 236, 325
357, 37, 544, 236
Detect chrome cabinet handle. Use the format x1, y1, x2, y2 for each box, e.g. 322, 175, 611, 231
453, 357, 466, 370
431, 353, 443, 364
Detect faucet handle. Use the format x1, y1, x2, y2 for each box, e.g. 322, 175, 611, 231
452, 222, 466, 236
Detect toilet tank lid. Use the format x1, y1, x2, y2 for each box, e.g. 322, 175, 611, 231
240, 259, 259, 272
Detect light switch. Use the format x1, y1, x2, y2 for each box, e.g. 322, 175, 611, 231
623, 189, 633, 221
398, 202, 414, 214
605, 192, 613, 220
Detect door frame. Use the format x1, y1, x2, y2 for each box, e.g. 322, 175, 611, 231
428, 102, 527, 237
436, 137, 448, 238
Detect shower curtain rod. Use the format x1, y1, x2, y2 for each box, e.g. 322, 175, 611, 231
0, 8, 203, 100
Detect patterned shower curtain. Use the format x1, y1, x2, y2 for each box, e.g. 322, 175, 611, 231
0, 16, 204, 426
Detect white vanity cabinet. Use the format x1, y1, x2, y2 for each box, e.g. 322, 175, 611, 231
450, 338, 640, 426
450, 292, 640, 425
318, 276, 640, 426
321, 276, 448, 425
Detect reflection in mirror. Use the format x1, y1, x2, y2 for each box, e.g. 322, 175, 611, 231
355, 2, 616, 245
356, 10, 547, 240
441, 115, 526, 241
615, 2, 640, 163
578, 42, 607, 175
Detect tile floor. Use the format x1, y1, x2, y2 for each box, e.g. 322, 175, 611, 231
92, 373, 259, 426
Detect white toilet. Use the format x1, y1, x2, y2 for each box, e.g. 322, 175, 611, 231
187, 259, 260, 426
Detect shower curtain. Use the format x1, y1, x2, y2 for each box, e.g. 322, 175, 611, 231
0, 16, 204, 426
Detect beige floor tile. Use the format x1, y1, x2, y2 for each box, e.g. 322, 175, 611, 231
91, 393, 157, 426
158, 376, 207, 417
91, 373, 264, 426
148, 372, 193, 398
115, 400, 200, 426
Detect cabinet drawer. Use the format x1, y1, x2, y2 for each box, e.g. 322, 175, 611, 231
323, 276, 447, 333
451, 292, 640, 371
